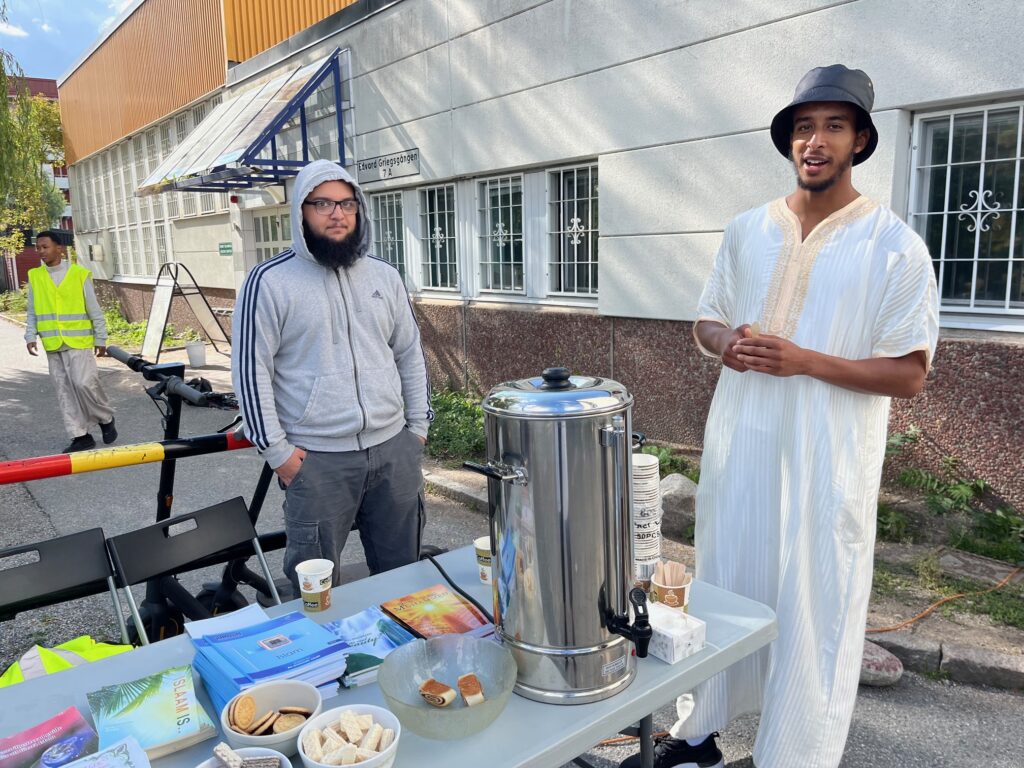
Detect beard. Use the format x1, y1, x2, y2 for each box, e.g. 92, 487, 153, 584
303, 220, 363, 270
794, 148, 856, 193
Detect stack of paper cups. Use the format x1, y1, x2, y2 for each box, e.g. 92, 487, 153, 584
632, 453, 663, 587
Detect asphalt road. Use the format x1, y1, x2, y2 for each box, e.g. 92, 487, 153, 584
1, 318, 1022, 766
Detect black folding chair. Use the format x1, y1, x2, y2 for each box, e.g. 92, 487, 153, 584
106, 497, 280, 645
0, 527, 129, 644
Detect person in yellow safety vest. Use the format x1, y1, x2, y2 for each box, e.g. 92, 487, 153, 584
25, 230, 118, 453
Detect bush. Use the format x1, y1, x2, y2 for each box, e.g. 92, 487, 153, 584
0, 287, 28, 313
426, 390, 486, 462
640, 444, 700, 483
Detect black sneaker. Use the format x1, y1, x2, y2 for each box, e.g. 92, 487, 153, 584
99, 418, 118, 444
64, 434, 96, 453
619, 733, 724, 768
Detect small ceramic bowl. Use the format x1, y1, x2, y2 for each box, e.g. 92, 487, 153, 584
297, 704, 401, 768
219, 680, 323, 756
195, 746, 292, 768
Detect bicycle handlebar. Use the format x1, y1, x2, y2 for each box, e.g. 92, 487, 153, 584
105, 345, 141, 369
106, 345, 208, 405
165, 376, 208, 406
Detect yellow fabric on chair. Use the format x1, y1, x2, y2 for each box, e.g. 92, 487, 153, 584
0, 635, 132, 687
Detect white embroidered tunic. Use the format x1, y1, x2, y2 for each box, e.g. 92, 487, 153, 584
674, 197, 939, 768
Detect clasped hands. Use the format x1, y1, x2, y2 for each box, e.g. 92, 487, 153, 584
721, 324, 810, 377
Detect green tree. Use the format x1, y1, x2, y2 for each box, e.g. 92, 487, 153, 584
1, 1, 66, 255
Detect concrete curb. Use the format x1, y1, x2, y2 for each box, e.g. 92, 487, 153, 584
421, 462, 1024, 692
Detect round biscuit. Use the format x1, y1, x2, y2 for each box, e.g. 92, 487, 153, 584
272, 713, 306, 733
250, 711, 279, 736
233, 694, 257, 729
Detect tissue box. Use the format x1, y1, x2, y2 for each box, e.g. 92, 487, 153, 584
647, 602, 706, 664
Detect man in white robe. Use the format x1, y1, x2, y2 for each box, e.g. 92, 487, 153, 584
621, 65, 939, 768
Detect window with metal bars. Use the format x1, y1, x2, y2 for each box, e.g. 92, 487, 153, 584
419, 185, 458, 289
548, 164, 598, 296
910, 103, 1024, 316
371, 192, 406, 278
478, 176, 524, 293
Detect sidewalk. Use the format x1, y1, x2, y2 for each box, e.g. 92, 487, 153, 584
24, 329, 1024, 691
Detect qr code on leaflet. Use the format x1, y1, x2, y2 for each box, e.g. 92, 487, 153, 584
258, 634, 292, 651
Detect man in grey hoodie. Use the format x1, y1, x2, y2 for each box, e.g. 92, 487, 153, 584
232, 159, 432, 593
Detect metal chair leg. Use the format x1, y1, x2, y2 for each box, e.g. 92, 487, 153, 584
251, 537, 281, 605
122, 586, 150, 645
107, 575, 129, 644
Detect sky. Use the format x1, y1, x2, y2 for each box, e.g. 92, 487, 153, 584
1, 0, 134, 82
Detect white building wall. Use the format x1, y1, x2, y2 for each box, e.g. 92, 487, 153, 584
221, 0, 1024, 321
170, 215, 235, 290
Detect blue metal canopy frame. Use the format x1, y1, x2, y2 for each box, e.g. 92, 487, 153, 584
155, 49, 345, 194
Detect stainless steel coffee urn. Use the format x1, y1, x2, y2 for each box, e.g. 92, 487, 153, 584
465, 367, 651, 704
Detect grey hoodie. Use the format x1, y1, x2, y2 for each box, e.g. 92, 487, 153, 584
232, 160, 432, 469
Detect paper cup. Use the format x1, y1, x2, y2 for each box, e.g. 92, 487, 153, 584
649, 575, 691, 612
474, 536, 493, 584
296, 558, 334, 611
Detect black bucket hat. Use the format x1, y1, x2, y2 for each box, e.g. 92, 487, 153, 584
770, 64, 878, 165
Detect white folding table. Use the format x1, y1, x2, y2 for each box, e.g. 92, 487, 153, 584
1, 547, 776, 768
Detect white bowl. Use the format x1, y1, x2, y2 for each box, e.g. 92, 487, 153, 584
297, 705, 400, 768
196, 747, 293, 768
219, 680, 323, 756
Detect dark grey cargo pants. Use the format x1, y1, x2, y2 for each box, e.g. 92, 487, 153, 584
281, 427, 425, 592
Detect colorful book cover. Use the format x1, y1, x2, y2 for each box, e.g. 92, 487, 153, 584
379, 584, 492, 638
0, 707, 98, 768
193, 611, 348, 684
324, 605, 416, 685
62, 738, 150, 768
85, 665, 215, 759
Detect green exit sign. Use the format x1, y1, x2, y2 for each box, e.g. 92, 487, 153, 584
218, 242, 233, 255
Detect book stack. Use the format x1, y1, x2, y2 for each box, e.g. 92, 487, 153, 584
86, 665, 215, 759
324, 605, 416, 688
189, 610, 350, 713
379, 584, 495, 639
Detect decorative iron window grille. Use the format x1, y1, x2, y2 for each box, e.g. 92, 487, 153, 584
910, 103, 1024, 314
548, 164, 598, 295
478, 176, 524, 293
419, 185, 458, 289
371, 192, 406, 278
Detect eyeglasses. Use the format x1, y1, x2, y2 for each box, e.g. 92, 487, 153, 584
303, 198, 359, 216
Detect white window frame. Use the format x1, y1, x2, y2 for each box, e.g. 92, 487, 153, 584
252, 207, 291, 264
547, 163, 599, 298
477, 175, 526, 295
909, 101, 1024, 330
370, 191, 407, 280
416, 184, 460, 292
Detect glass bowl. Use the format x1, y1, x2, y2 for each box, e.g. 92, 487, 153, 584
376, 635, 517, 740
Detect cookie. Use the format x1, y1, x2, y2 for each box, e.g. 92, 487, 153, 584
249, 711, 279, 736
273, 713, 307, 734
232, 694, 257, 730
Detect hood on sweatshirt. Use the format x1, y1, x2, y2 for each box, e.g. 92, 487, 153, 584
290, 159, 373, 265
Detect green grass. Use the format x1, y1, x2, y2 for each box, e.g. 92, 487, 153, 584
872, 561, 1024, 630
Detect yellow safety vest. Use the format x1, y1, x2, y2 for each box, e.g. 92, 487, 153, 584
28, 263, 96, 352
0, 635, 133, 688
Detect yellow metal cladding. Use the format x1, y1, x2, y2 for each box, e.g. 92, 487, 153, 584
223, 0, 358, 63
59, 0, 226, 165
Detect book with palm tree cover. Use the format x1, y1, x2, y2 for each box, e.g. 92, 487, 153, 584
85, 665, 215, 759
379, 584, 494, 638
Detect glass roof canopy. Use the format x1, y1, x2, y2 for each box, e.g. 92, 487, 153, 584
137, 49, 344, 196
